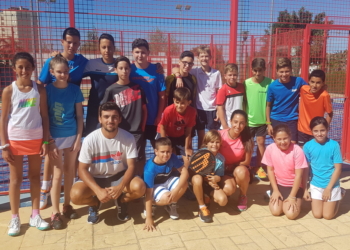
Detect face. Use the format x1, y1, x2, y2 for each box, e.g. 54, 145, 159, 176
198, 52, 211, 67
99, 110, 121, 133
252, 67, 265, 82
312, 124, 328, 144
100, 39, 115, 62
179, 56, 194, 73
155, 145, 172, 163
309, 76, 325, 94
277, 67, 291, 83
173, 99, 191, 114
61, 35, 80, 55
50, 63, 69, 83
132, 47, 149, 64
224, 70, 238, 86
206, 139, 221, 155
230, 114, 246, 135
115, 61, 130, 80
274, 131, 291, 151
13, 59, 34, 80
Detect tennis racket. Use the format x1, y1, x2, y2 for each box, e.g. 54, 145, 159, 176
188, 150, 216, 176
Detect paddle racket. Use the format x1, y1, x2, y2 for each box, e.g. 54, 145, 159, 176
188, 149, 216, 176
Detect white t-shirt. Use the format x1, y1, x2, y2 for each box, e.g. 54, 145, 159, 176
79, 128, 138, 178
190, 67, 222, 111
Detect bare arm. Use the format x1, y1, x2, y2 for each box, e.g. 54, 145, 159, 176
141, 104, 148, 132
72, 102, 84, 152
184, 127, 193, 157
176, 166, 189, 188
217, 105, 229, 129
326, 111, 333, 127
171, 67, 184, 88
144, 188, 156, 231
239, 150, 253, 167
160, 124, 167, 138
0, 86, 14, 163
266, 101, 273, 136
322, 163, 342, 201
154, 91, 166, 126
38, 84, 49, 156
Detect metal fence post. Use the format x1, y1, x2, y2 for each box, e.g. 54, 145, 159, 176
229, 0, 238, 63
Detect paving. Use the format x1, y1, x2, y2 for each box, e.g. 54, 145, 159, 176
0, 172, 349, 250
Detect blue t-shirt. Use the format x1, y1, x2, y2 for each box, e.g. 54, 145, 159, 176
39, 54, 88, 86
130, 63, 166, 125
200, 148, 225, 176
267, 76, 307, 122
303, 138, 342, 189
143, 154, 183, 188
46, 83, 85, 138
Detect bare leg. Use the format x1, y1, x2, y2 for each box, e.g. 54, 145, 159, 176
269, 198, 284, 216
311, 199, 324, 219
63, 148, 79, 206
256, 136, 266, 170
50, 150, 64, 214
155, 184, 188, 206
27, 154, 44, 210
192, 175, 205, 205
212, 188, 228, 206
233, 166, 250, 196
70, 181, 99, 206
42, 155, 52, 187
322, 200, 340, 220
283, 198, 302, 220
9, 155, 24, 215
121, 176, 146, 203
219, 175, 236, 196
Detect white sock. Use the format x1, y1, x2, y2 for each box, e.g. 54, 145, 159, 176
41, 181, 51, 191
199, 205, 206, 209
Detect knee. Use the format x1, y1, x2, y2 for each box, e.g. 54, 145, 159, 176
270, 209, 283, 217
285, 211, 299, 220
323, 213, 335, 220
216, 195, 228, 206
10, 177, 23, 187
132, 178, 146, 196
223, 184, 236, 196
234, 167, 250, 180
192, 175, 203, 185
70, 186, 84, 205
28, 172, 41, 182
312, 211, 323, 219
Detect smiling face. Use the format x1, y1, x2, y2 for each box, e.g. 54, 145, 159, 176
179, 56, 194, 74
198, 52, 211, 67
114, 61, 130, 82
309, 76, 325, 94
224, 69, 238, 86
50, 63, 69, 83
99, 109, 121, 133
230, 113, 247, 136
274, 131, 291, 151
61, 35, 80, 56
311, 123, 328, 144
252, 67, 265, 82
277, 66, 291, 84
154, 145, 172, 163
206, 139, 221, 155
100, 38, 115, 62
13, 59, 34, 81
132, 46, 149, 65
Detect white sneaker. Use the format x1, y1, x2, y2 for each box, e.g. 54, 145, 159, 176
143, 205, 156, 217
39, 190, 50, 210
164, 203, 179, 220
29, 214, 50, 231
8, 217, 21, 236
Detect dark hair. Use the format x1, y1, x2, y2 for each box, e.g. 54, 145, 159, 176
155, 137, 172, 149
62, 27, 80, 40
12, 52, 35, 68
99, 33, 115, 45
180, 51, 194, 60
276, 57, 292, 71
49, 54, 69, 70
132, 38, 149, 51
173, 87, 191, 102
252, 58, 266, 69
114, 56, 131, 68
310, 116, 329, 130
99, 102, 122, 118
309, 69, 326, 82
229, 110, 253, 154
272, 124, 291, 138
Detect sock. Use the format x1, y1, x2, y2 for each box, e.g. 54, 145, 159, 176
41, 181, 51, 191
31, 209, 39, 219
199, 205, 206, 209
12, 214, 19, 219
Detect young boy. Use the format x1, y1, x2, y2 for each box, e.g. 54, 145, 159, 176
143, 137, 189, 231
101, 56, 148, 175
298, 69, 333, 146
129, 38, 166, 147
217, 63, 244, 129
244, 58, 273, 178
166, 51, 197, 106
157, 87, 196, 167
174, 46, 222, 146
266, 57, 307, 143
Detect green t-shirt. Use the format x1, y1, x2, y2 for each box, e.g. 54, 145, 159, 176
244, 77, 274, 127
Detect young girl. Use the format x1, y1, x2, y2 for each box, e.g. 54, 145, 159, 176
191, 130, 227, 223
262, 124, 308, 220
46, 55, 84, 229
0, 52, 50, 236
303, 117, 343, 220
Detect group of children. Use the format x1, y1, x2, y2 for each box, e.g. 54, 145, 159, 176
0, 26, 345, 236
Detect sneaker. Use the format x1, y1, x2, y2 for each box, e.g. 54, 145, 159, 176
63, 204, 79, 219
143, 205, 156, 217
39, 189, 50, 210
164, 203, 179, 220
256, 167, 267, 179
115, 196, 130, 221
51, 213, 63, 230
237, 195, 248, 212
29, 214, 50, 230
8, 217, 21, 236
199, 206, 212, 223
87, 200, 101, 224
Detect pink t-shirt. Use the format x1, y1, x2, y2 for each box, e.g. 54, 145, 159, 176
219, 129, 245, 165
262, 143, 308, 187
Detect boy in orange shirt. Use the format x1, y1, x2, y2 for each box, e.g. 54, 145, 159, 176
297, 69, 333, 146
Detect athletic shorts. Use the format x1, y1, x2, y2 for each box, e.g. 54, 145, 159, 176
9, 139, 42, 155
132, 133, 146, 162
297, 131, 314, 147
249, 125, 267, 138
310, 184, 342, 202
195, 109, 220, 131
224, 164, 250, 176
156, 133, 186, 156
93, 170, 126, 189
153, 176, 179, 202
271, 184, 304, 200
54, 135, 76, 150
144, 125, 157, 141
271, 119, 298, 142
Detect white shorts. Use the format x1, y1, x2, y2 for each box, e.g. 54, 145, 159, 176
153, 176, 179, 202
54, 135, 76, 150
310, 184, 342, 202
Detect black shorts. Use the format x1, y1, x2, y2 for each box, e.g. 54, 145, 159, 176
297, 131, 313, 147
271, 184, 304, 200
195, 109, 220, 131
168, 135, 186, 156
144, 125, 157, 141
132, 133, 146, 162
224, 164, 250, 176
271, 119, 298, 142
93, 170, 126, 188
249, 125, 267, 138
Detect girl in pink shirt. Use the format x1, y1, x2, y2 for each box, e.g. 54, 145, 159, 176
262, 124, 308, 220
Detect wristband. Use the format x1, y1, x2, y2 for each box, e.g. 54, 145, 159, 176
43, 141, 49, 145
266, 122, 271, 125
288, 196, 296, 200
176, 75, 182, 79
0, 144, 10, 150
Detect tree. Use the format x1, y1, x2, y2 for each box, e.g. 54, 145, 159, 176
148, 28, 181, 56
80, 29, 99, 54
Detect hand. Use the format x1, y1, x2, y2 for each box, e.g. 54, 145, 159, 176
284, 197, 298, 212
303, 190, 311, 201
105, 184, 124, 200
208, 181, 220, 190
40, 143, 48, 157
96, 188, 111, 203
49, 143, 59, 159
156, 63, 164, 75
70, 139, 81, 152
270, 190, 283, 205
185, 148, 193, 160
176, 77, 184, 88
267, 124, 273, 137
214, 111, 220, 122
51, 51, 60, 57
322, 187, 332, 201
144, 218, 157, 232
207, 175, 220, 183
2, 148, 14, 163
165, 191, 175, 203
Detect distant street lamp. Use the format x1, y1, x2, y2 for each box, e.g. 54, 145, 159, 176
175, 4, 191, 42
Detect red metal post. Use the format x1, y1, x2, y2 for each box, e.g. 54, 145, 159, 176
321, 17, 329, 71
120, 31, 124, 56
210, 35, 214, 66
229, 0, 238, 63
68, 0, 75, 27
250, 35, 255, 76
272, 29, 278, 78
301, 26, 311, 81
167, 33, 172, 76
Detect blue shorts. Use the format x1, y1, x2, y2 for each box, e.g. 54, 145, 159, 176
271, 119, 298, 142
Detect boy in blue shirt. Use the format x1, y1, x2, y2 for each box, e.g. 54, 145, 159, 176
266, 57, 307, 143
143, 137, 189, 232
